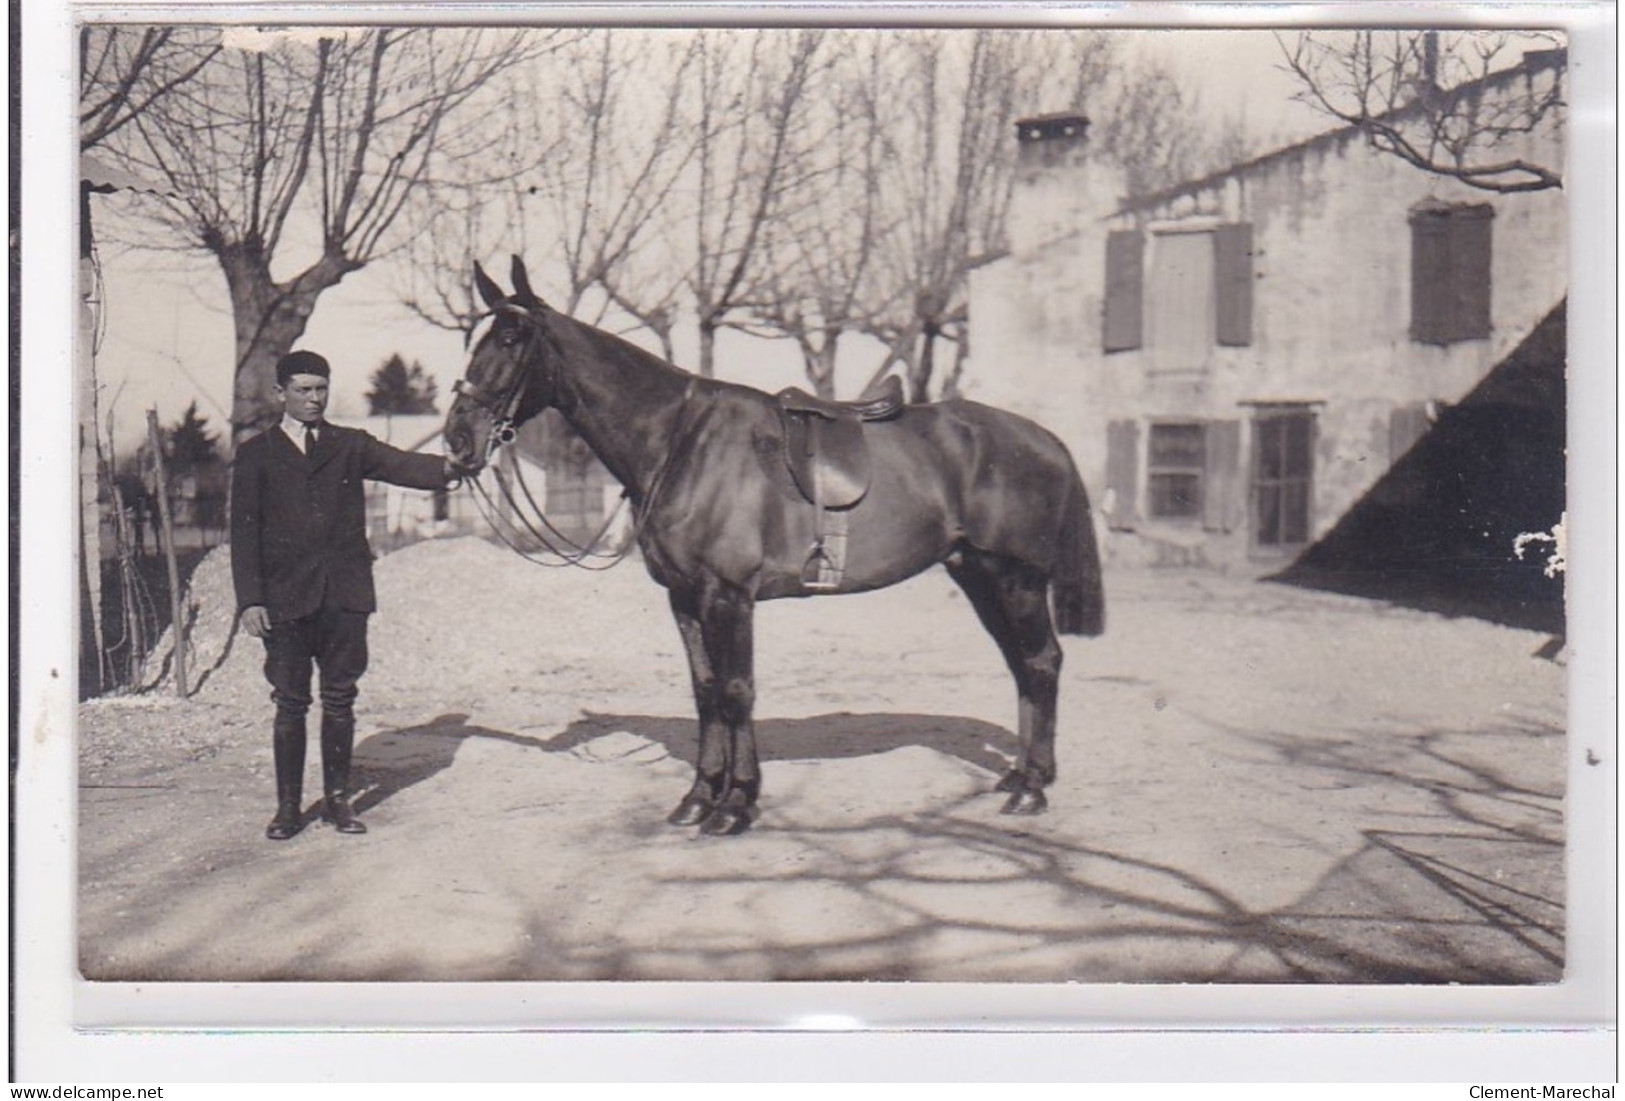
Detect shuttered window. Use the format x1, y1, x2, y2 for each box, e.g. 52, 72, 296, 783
1411, 203, 1493, 345
1148, 232, 1214, 370
1128, 222, 1254, 365
1103, 231, 1144, 352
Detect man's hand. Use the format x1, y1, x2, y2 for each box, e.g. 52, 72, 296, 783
240, 605, 271, 638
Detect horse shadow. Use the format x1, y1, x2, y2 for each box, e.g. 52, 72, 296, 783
542, 709, 1018, 777
348, 709, 1018, 813
350, 713, 553, 815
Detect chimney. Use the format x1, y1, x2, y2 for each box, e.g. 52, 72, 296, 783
1015, 113, 1091, 170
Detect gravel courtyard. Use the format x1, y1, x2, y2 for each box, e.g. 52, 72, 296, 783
79, 536, 1569, 985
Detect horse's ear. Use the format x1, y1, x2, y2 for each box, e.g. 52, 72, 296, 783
474, 262, 505, 311
510, 255, 543, 309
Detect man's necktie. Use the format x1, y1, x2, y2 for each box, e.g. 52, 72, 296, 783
303, 423, 317, 455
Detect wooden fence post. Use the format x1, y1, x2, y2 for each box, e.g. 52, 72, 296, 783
147, 410, 188, 698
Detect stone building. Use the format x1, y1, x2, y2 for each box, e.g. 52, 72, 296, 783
966, 50, 1567, 594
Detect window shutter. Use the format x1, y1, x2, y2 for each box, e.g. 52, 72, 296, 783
1213, 223, 1254, 347
1202, 419, 1242, 532
1102, 230, 1144, 352
1452, 206, 1493, 341
1412, 203, 1493, 344
1388, 403, 1431, 462
1104, 419, 1140, 529
1410, 209, 1452, 344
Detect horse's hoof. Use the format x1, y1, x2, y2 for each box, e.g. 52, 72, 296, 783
994, 769, 1025, 793
667, 795, 714, 827
699, 804, 758, 836
999, 788, 1048, 816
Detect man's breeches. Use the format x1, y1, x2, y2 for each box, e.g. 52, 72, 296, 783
262, 605, 370, 720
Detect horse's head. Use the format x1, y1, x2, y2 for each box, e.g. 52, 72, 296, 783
444, 256, 558, 476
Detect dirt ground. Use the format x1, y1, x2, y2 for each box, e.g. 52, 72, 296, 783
79, 536, 1568, 985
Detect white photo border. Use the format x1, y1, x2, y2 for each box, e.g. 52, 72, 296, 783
15, 0, 1618, 1082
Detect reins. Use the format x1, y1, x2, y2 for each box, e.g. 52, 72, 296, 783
466, 464, 634, 570
452, 309, 705, 572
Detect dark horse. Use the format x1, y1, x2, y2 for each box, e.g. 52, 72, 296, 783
445, 258, 1104, 835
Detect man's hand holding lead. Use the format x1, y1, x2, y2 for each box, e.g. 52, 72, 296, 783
241, 605, 271, 638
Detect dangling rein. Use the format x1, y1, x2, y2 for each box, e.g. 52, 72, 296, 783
458, 380, 704, 572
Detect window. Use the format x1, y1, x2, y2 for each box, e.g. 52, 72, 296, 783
1148, 232, 1215, 370
1252, 408, 1316, 549
1108, 418, 1243, 530
1148, 422, 1206, 519
1106, 223, 1253, 361
1411, 202, 1493, 345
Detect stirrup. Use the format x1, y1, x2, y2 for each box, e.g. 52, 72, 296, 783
801, 544, 840, 590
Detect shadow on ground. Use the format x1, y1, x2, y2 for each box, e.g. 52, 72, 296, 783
79, 707, 1562, 984
546, 710, 1017, 774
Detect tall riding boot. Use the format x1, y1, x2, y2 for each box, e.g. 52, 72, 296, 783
265, 713, 307, 840
320, 710, 366, 834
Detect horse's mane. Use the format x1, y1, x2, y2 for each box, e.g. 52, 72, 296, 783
546, 308, 692, 383
544, 307, 782, 406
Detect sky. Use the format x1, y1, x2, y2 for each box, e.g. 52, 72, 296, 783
82, 28, 1383, 454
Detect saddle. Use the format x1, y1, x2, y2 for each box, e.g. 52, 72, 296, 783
772, 375, 906, 589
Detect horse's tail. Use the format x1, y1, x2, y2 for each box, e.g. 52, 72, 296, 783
1052, 467, 1105, 637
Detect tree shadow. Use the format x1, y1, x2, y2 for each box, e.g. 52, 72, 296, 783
542, 709, 1017, 776
495, 718, 1565, 984
78, 708, 1565, 984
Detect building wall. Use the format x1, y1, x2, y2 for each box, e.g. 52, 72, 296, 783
967, 63, 1566, 571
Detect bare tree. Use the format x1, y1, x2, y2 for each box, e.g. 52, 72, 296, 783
684, 28, 827, 377
861, 30, 1092, 402
1280, 29, 1565, 193
1092, 57, 1229, 196
739, 30, 892, 398
545, 34, 700, 318
395, 30, 701, 361
80, 26, 221, 151
85, 25, 567, 439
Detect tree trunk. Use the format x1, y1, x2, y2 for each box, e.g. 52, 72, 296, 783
220, 246, 356, 443
910, 319, 940, 404
803, 329, 840, 399
697, 316, 718, 379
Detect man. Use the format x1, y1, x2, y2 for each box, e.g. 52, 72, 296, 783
231, 350, 457, 840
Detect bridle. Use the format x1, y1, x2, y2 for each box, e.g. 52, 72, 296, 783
447, 301, 703, 570
452, 304, 539, 466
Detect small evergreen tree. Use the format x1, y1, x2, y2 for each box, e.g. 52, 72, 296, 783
365, 353, 440, 415
165, 400, 221, 473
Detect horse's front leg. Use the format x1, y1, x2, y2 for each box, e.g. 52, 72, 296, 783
697, 581, 760, 836
666, 588, 727, 826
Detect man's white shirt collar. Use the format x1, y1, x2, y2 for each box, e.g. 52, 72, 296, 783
280, 415, 318, 447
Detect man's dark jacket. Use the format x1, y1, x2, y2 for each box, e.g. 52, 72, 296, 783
231, 424, 447, 623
